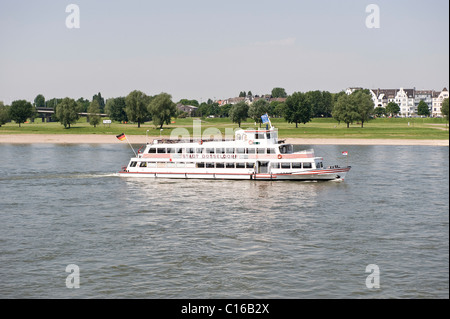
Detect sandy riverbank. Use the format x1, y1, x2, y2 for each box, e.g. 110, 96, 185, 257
0, 134, 448, 146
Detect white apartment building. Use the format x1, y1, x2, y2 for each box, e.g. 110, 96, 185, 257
348, 87, 448, 117
432, 88, 449, 117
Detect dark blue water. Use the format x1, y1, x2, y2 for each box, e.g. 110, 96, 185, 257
0, 144, 448, 298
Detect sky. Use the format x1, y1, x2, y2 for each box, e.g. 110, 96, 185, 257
0, 0, 448, 104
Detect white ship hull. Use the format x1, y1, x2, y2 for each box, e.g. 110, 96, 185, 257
118, 167, 350, 181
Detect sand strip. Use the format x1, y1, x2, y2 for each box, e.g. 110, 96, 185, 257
0, 134, 448, 146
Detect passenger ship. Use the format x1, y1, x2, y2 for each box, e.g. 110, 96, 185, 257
118, 125, 351, 181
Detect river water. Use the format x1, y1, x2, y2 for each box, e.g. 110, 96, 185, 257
0, 143, 448, 299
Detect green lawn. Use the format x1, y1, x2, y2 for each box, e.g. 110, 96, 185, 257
0, 117, 448, 140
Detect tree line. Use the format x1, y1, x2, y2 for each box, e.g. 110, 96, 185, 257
1, 88, 449, 129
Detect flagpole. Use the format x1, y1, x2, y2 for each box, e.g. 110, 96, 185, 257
117, 133, 137, 157
126, 137, 138, 157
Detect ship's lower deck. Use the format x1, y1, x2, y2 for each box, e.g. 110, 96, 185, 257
118, 167, 350, 181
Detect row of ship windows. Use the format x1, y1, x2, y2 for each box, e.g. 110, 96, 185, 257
148, 147, 278, 155
130, 161, 316, 169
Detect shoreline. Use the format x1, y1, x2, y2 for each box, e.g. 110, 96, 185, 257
0, 134, 448, 146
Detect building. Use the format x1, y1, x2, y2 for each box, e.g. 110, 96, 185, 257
393, 88, 416, 117
414, 90, 434, 114
176, 104, 198, 116
351, 87, 448, 117
432, 88, 449, 117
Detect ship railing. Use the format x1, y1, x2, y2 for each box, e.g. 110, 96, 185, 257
152, 138, 232, 144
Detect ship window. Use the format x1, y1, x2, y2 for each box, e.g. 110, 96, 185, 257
140, 162, 147, 167
236, 148, 245, 154
281, 163, 291, 169
292, 162, 302, 169
257, 148, 265, 154
216, 163, 225, 168
186, 162, 195, 168
206, 148, 215, 154
167, 148, 175, 154
255, 133, 265, 140
271, 162, 280, 169
226, 163, 235, 168
176, 162, 185, 168
157, 162, 166, 168
196, 148, 203, 154
130, 162, 137, 167
157, 148, 166, 154
206, 163, 214, 168
246, 163, 255, 169
216, 148, 225, 154
267, 148, 276, 154
148, 148, 157, 154
187, 148, 195, 154
247, 148, 256, 154
236, 134, 242, 140
303, 162, 312, 169
236, 163, 245, 169
226, 148, 235, 154
197, 162, 205, 168
167, 162, 176, 168
148, 162, 157, 168
267, 133, 271, 139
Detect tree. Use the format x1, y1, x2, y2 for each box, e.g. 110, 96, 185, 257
374, 106, 386, 117
229, 101, 249, 127
92, 92, 105, 113
148, 93, 177, 129
0, 102, 10, 127
353, 90, 374, 128
88, 100, 101, 128
219, 104, 232, 118
271, 87, 287, 98
441, 98, 449, 124
76, 98, 90, 112
284, 92, 312, 128
332, 94, 359, 128
417, 100, 430, 117
239, 91, 246, 98
9, 100, 34, 127
105, 97, 128, 123
34, 94, 46, 108
55, 97, 80, 128
305, 90, 333, 118
248, 99, 270, 127
386, 102, 400, 117
46, 98, 62, 109
125, 90, 150, 128
271, 101, 286, 118
179, 99, 199, 107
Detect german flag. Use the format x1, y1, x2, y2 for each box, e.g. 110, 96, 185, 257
116, 133, 127, 141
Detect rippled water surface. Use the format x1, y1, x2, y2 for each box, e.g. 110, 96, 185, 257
0, 144, 448, 298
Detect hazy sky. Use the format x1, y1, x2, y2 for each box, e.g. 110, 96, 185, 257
0, 0, 448, 104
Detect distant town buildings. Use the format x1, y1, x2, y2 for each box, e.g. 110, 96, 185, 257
346, 87, 448, 117
216, 95, 287, 106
